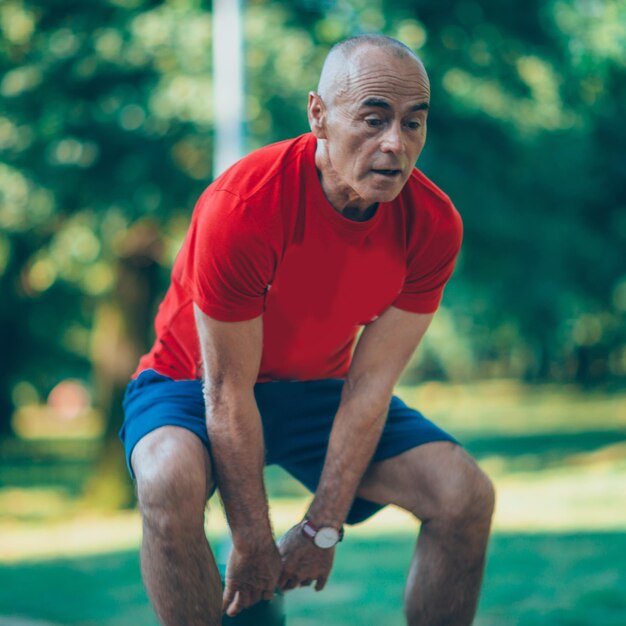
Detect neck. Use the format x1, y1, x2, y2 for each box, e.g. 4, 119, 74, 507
314, 140, 376, 221
340, 204, 379, 221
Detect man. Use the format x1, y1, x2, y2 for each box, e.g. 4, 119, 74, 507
120, 34, 495, 626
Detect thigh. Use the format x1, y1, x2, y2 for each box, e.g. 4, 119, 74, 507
254, 379, 342, 492
357, 441, 483, 522
120, 370, 209, 479
120, 370, 215, 500
255, 381, 461, 525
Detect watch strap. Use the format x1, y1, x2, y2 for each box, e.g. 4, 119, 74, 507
301, 518, 344, 542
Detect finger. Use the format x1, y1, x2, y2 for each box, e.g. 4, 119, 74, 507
261, 589, 275, 601
300, 579, 313, 587
222, 582, 235, 614
315, 576, 328, 592
226, 590, 246, 617
282, 578, 298, 591
277, 570, 294, 591
229, 588, 257, 617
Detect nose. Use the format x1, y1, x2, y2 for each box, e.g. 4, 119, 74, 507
380, 120, 404, 154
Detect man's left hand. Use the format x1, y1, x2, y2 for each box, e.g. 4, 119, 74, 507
277, 524, 335, 592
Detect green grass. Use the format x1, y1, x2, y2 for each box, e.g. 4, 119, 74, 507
1, 532, 626, 625
1, 382, 625, 624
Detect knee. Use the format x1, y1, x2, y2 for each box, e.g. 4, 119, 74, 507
455, 463, 495, 526
430, 449, 495, 529
132, 429, 211, 535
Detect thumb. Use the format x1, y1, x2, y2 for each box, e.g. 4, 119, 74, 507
222, 580, 235, 614
226, 590, 244, 617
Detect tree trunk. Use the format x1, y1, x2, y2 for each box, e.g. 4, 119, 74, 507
83, 220, 163, 510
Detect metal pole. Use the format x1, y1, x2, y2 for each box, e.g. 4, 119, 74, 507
212, 0, 245, 177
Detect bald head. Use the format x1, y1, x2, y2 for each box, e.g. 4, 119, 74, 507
307, 34, 431, 212
317, 35, 428, 106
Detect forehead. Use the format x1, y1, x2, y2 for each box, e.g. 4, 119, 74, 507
336, 47, 430, 110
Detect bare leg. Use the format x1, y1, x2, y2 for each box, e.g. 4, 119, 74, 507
132, 426, 222, 626
357, 442, 495, 626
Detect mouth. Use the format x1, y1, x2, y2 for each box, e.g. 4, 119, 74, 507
371, 169, 402, 178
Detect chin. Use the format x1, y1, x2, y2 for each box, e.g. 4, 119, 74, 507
359, 177, 408, 204
367, 186, 404, 204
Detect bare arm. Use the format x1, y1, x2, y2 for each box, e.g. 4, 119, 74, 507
278, 306, 434, 591
307, 306, 434, 526
194, 304, 280, 614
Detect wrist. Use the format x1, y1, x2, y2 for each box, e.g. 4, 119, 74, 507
232, 537, 277, 555
231, 523, 275, 552
300, 517, 344, 549
305, 502, 346, 531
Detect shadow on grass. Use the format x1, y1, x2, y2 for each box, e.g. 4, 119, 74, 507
461, 428, 626, 470
3, 427, 625, 502
1, 531, 625, 626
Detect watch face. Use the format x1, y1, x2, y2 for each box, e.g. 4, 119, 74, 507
314, 527, 340, 549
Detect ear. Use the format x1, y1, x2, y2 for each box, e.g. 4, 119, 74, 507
307, 91, 328, 139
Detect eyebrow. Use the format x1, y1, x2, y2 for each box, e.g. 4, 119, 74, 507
361, 98, 430, 112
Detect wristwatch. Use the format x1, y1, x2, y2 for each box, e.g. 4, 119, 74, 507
301, 518, 344, 549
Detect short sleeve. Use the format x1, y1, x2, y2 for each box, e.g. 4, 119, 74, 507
393, 205, 463, 314
179, 189, 277, 322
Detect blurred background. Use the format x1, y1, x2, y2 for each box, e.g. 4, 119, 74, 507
0, 0, 625, 624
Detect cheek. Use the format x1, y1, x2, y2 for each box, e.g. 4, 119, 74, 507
410, 132, 427, 161
419, 126, 427, 149
342, 136, 367, 174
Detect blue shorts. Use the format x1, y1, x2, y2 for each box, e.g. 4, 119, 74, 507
120, 369, 458, 525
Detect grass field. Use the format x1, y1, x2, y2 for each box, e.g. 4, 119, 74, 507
1, 381, 625, 625
1, 530, 626, 626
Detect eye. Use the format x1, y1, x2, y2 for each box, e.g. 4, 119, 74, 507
365, 118, 383, 128
405, 120, 421, 130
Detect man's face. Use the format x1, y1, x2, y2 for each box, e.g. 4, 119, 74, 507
311, 47, 430, 209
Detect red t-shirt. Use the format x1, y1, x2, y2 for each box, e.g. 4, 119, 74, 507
135, 133, 462, 382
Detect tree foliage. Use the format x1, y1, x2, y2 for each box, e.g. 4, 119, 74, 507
1, 0, 625, 434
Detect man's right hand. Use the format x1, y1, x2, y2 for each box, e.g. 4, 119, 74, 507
222, 540, 282, 617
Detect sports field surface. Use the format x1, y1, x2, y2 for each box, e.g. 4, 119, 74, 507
1, 382, 625, 625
